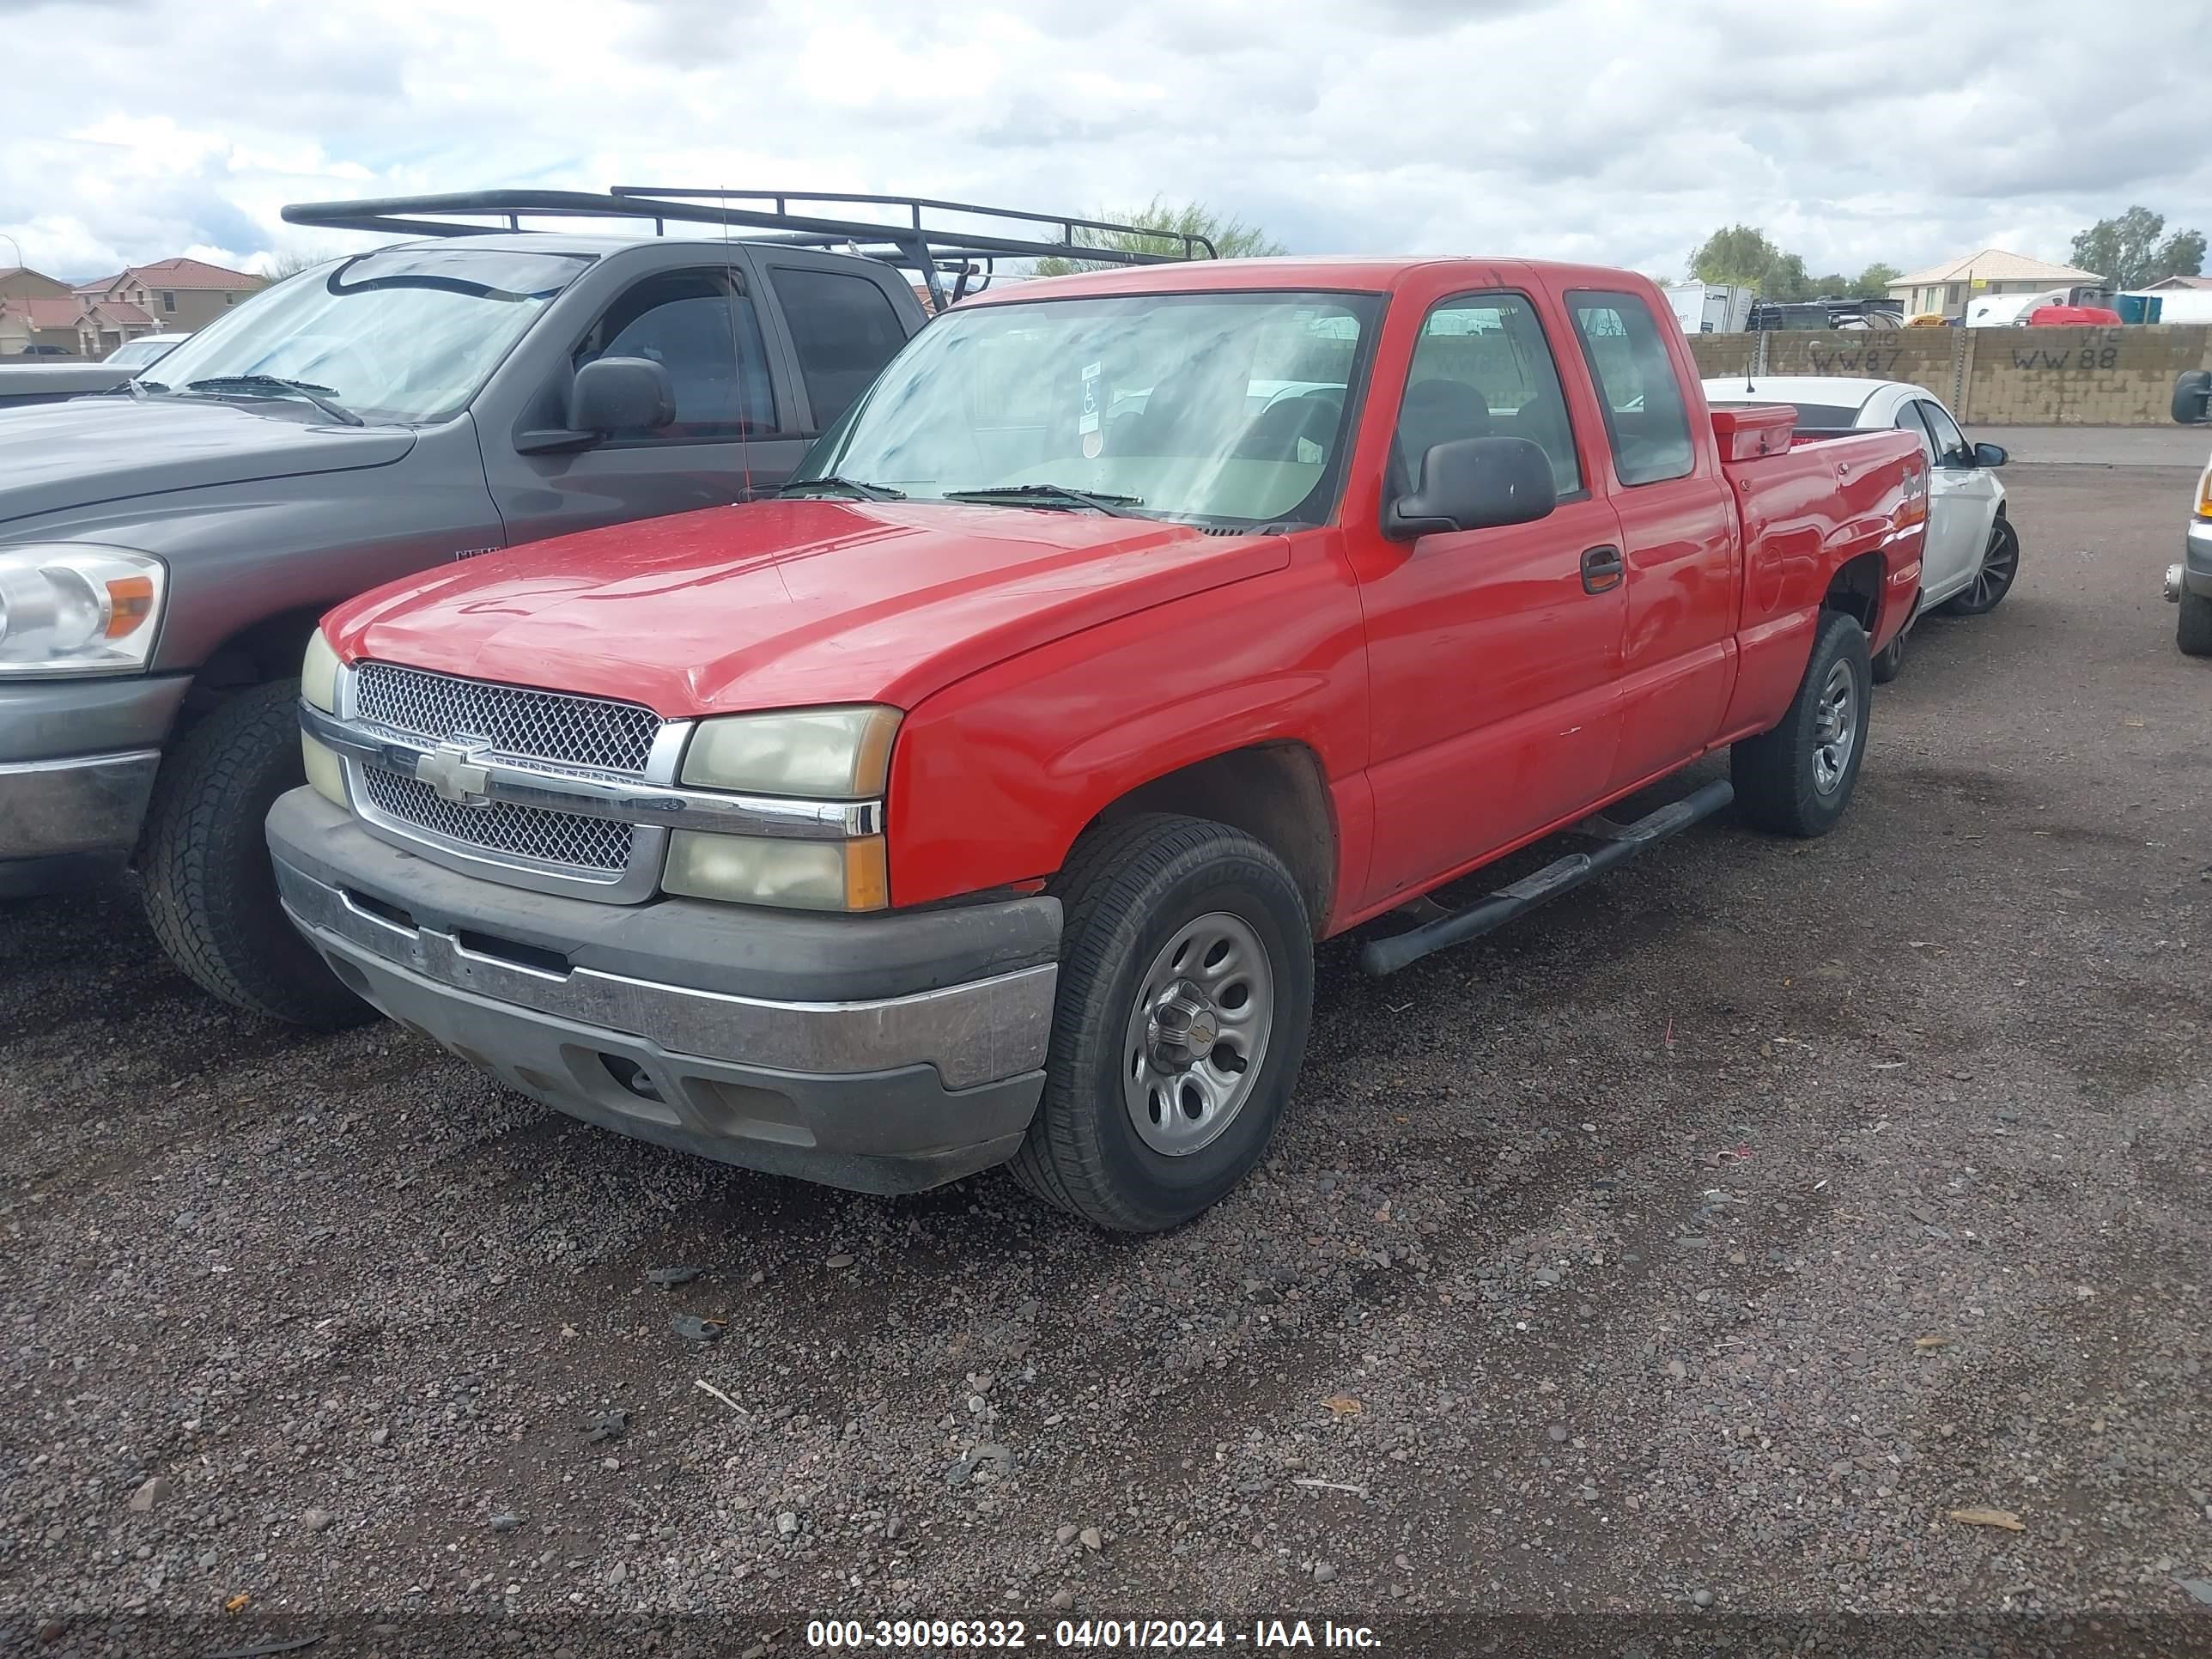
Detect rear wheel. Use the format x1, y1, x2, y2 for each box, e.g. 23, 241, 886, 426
138, 679, 376, 1029
1007, 814, 1313, 1233
1938, 516, 2020, 617
1870, 620, 1907, 684
1731, 609, 1871, 839
2180, 586, 2212, 657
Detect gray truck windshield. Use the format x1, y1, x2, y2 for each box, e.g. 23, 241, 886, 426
142, 246, 592, 425
794, 290, 1377, 527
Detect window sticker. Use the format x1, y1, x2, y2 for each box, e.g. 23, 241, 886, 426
1079, 361, 1104, 457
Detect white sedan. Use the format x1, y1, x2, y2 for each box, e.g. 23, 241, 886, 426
1704, 376, 2017, 682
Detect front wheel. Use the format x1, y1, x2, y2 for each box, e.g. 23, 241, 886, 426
138, 679, 377, 1029
1731, 608, 1872, 839
1938, 516, 2020, 617
1007, 814, 1313, 1232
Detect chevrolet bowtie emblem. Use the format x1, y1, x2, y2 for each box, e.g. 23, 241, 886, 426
416, 737, 495, 807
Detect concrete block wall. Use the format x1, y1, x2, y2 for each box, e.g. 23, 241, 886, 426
1680, 324, 2212, 425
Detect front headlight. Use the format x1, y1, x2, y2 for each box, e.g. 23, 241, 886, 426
301, 627, 341, 714
681, 705, 900, 796
669, 705, 900, 911
0, 545, 165, 676
662, 831, 889, 911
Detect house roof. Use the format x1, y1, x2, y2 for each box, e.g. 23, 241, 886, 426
1890, 248, 2103, 288
3, 296, 89, 330
77, 256, 264, 295
88, 300, 154, 326
2144, 274, 2212, 290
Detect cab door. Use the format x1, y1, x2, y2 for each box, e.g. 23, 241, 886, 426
1558, 287, 1741, 794
1909, 398, 2003, 604
479, 246, 809, 546
1349, 289, 1627, 908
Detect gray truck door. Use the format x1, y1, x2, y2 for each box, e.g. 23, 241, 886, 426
479, 244, 807, 547
751, 251, 926, 439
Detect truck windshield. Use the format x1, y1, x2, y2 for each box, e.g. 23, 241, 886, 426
139, 246, 592, 425
793, 290, 1379, 527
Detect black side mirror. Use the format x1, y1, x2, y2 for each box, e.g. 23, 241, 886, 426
2173, 368, 2212, 427
1384, 434, 1557, 540
572, 356, 675, 434
1972, 441, 2008, 469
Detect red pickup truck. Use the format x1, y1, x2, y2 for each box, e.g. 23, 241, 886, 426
266, 257, 1925, 1231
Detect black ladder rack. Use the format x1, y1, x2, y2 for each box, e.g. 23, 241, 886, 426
281, 188, 1214, 311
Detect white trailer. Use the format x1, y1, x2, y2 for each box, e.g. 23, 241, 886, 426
1665, 281, 1753, 333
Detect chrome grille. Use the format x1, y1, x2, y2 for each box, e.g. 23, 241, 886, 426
361, 766, 635, 875
354, 661, 661, 775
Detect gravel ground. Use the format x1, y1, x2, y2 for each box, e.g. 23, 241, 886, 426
3, 463, 2209, 1650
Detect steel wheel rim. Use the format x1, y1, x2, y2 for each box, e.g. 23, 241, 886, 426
1972, 525, 2018, 609
1121, 910, 1275, 1157
1810, 659, 1857, 795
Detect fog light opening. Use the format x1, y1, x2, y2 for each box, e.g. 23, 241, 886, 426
600, 1054, 665, 1103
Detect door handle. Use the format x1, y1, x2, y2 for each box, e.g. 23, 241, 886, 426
1580, 544, 1625, 593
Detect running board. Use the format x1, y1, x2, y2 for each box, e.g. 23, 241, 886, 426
1357, 779, 1735, 976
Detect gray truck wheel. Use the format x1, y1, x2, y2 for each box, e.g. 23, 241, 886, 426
1731, 609, 1871, 840
139, 678, 375, 1029
2180, 587, 2212, 657
1007, 813, 1313, 1233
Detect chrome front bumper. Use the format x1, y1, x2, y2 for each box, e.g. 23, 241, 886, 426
266, 788, 1060, 1193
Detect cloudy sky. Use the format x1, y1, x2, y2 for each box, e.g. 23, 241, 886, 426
3, 0, 2209, 284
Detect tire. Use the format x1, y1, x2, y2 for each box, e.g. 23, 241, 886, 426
1731, 608, 1872, 840
1937, 515, 2021, 617
1007, 813, 1313, 1233
138, 678, 377, 1029
1870, 620, 1907, 685
2180, 586, 2212, 658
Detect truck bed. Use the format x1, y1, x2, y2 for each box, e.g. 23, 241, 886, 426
1710, 405, 1927, 736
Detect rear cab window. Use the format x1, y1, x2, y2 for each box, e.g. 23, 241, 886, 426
1565, 290, 1695, 485
769, 269, 910, 432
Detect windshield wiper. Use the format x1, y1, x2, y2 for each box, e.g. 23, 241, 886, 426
941, 483, 1146, 518
183, 375, 363, 427
777, 476, 906, 501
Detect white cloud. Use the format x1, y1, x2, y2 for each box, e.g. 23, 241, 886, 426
1, 0, 2207, 283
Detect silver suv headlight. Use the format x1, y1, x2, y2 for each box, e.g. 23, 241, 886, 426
0, 544, 167, 676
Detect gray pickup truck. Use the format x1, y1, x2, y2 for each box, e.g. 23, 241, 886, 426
0, 187, 1204, 1024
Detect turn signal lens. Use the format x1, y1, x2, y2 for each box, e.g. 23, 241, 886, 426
301, 732, 347, 807
104, 574, 155, 637
2195, 464, 2211, 519
663, 831, 889, 912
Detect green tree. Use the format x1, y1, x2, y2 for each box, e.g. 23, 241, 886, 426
1032, 198, 1285, 277
2070, 206, 2208, 289
1851, 262, 1900, 300
1690, 224, 1783, 289
1688, 225, 1824, 298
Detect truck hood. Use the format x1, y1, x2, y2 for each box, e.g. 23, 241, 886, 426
330, 499, 1290, 717
0, 396, 416, 529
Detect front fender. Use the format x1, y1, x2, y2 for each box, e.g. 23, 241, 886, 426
885, 550, 1370, 911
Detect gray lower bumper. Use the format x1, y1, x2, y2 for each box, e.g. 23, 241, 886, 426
0, 674, 190, 897
2175, 519, 2212, 600
266, 789, 1059, 1194
0, 750, 161, 896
